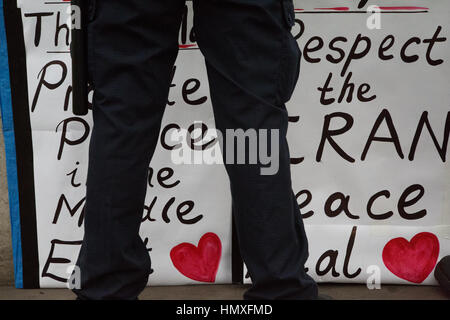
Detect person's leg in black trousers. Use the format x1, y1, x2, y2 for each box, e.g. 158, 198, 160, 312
72, 0, 186, 300
73, 0, 318, 300
193, 0, 317, 299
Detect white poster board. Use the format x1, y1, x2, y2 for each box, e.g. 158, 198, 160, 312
13, 0, 450, 287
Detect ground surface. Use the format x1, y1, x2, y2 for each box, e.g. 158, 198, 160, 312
0, 284, 448, 300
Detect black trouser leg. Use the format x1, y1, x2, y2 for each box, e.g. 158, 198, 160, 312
193, 0, 318, 299
73, 0, 185, 300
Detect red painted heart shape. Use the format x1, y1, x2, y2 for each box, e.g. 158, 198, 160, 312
382, 232, 439, 283
170, 232, 222, 283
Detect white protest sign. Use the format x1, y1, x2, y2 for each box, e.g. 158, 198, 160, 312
11, 0, 450, 287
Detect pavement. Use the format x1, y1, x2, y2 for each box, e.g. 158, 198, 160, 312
0, 284, 448, 300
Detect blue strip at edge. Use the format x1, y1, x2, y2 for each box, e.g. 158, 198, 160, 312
0, 0, 24, 289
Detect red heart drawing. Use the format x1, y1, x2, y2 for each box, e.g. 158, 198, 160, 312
382, 232, 439, 283
170, 232, 222, 283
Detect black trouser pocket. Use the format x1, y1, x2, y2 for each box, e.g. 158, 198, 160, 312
276, 0, 300, 104
277, 33, 301, 104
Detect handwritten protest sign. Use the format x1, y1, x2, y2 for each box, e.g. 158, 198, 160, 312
0, 0, 448, 288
